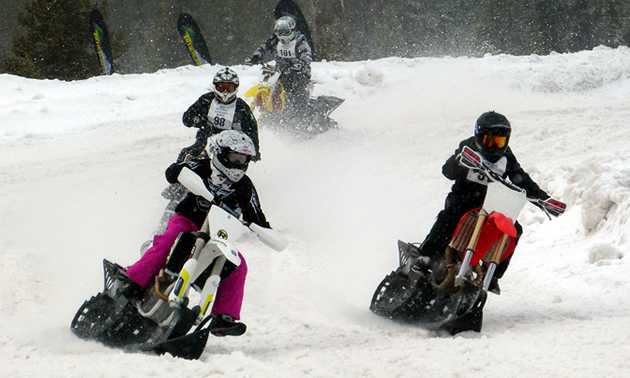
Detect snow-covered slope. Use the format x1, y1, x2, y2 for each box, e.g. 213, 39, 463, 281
1, 46, 629, 377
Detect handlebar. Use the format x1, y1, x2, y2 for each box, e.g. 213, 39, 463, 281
459, 146, 566, 219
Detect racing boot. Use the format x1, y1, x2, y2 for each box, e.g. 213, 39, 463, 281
209, 314, 247, 337
488, 278, 501, 295
117, 274, 144, 299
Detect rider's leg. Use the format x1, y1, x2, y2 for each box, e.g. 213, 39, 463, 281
126, 215, 199, 288
211, 252, 248, 320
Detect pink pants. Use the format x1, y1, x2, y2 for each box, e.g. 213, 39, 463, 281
126, 214, 247, 319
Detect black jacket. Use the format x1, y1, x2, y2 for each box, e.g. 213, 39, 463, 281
181, 93, 260, 160
165, 159, 270, 229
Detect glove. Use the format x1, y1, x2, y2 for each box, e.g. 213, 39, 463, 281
245, 53, 263, 65
290, 61, 304, 72
186, 115, 208, 129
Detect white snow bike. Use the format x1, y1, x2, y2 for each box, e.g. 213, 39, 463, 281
71, 172, 288, 359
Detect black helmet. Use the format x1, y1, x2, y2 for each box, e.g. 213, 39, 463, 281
474, 111, 511, 162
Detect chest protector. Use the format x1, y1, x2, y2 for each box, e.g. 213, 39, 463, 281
276, 39, 297, 60
208, 99, 239, 131
206, 166, 236, 199
466, 156, 508, 185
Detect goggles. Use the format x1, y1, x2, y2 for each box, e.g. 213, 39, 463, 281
227, 152, 248, 164
220, 151, 250, 169
482, 134, 507, 149
276, 27, 292, 37
216, 82, 236, 93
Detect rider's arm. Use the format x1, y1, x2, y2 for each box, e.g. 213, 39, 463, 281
505, 150, 550, 200
252, 35, 277, 62
234, 177, 271, 229
442, 138, 473, 180
296, 36, 312, 67
182, 93, 213, 128
166, 159, 206, 184
236, 99, 261, 160
176, 128, 211, 163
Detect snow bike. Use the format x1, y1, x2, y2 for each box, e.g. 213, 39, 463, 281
71, 171, 288, 359
369, 146, 566, 334
243, 63, 344, 136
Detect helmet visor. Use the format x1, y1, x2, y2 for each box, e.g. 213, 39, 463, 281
216, 82, 237, 93
482, 134, 507, 148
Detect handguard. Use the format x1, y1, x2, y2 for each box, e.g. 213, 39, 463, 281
532, 197, 567, 218
177, 167, 215, 203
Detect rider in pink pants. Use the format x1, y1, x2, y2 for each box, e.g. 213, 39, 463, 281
126, 214, 248, 320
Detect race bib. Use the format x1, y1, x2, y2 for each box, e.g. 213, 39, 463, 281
208, 99, 237, 130
466, 156, 507, 185
277, 40, 297, 59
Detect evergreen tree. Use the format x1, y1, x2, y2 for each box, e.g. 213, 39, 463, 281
313, 0, 352, 61
4, 0, 108, 80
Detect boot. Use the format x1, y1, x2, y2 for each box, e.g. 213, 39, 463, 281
209, 314, 247, 337
117, 275, 144, 299
488, 278, 501, 295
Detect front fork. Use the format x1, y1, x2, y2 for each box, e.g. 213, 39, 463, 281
455, 211, 511, 291
456, 211, 487, 285
195, 255, 226, 324
481, 233, 510, 291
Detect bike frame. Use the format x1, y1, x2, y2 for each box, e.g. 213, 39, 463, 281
454, 181, 528, 292
168, 205, 244, 318
244, 64, 285, 118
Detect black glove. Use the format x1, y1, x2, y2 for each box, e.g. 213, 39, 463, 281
245, 53, 263, 65
186, 115, 208, 129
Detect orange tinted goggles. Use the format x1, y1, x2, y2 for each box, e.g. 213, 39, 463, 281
482, 134, 507, 148
216, 82, 236, 93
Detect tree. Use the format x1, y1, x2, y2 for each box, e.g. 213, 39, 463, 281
4, 0, 108, 80
312, 0, 352, 60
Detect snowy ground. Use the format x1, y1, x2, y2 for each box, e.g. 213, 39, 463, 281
1, 46, 629, 377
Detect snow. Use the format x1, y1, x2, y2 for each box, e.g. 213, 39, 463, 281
1, 45, 630, 377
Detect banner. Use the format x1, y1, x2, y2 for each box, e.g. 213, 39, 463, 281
89, 10, 113, 75
177, 13, 212, 66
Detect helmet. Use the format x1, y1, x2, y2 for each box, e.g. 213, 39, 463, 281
474, 111, 511, 162
213, 67, 239, 104
211, 130, 256, 182
275, 16, 296, 43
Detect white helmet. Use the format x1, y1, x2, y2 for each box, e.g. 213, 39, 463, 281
275, 16, 296, 43
213, 67, 239, 104
210, 130, 256, 182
